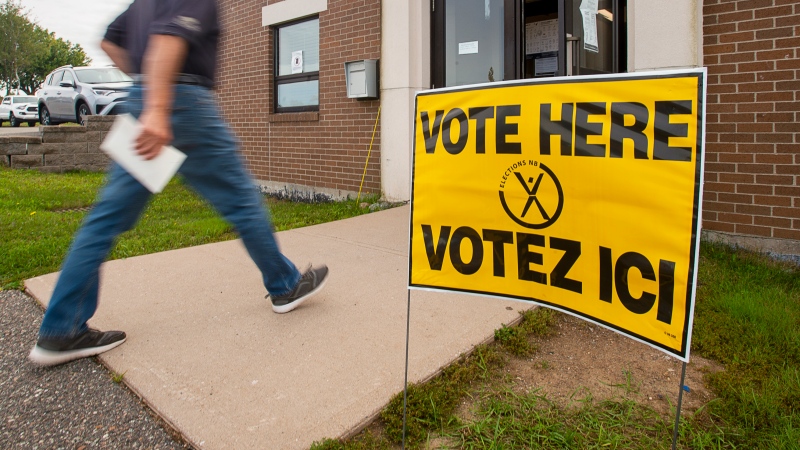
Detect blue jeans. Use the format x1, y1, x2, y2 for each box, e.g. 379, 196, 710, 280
38, 84, 300, 339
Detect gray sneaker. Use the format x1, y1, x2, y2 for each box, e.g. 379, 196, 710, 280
270, 265, 329, 313
29, 329, 127, 367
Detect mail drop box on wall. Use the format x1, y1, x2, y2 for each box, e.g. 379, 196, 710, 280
344, 59, 378, 99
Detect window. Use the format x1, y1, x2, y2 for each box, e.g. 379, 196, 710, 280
49, 71, 64, 86
62, 71, 75, 85
274, 17, 319, 112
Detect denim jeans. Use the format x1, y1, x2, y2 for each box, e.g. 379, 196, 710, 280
38, 84, 300, 339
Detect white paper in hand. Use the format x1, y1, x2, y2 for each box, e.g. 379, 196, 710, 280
100, 114, 187, 193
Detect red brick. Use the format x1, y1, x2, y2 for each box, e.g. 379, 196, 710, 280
757, 174, 796, 184
738, 102, 774, 113
719, 192, 756, 203
737, 40, 774, 52
703, 200, 736, 212
736, 203, 772, 215
754, 196, 792, 212
775, 207, 800, 218
738, 183, 774, 194
702, 220, 736, 232
705, 2, 737, 15
755, 153, 794, 164
774, 228, 800, 239
721, 73, 755, 83
756, 133, 794, 143
737, 163, 775, 173
776, 144, 800, 153
777, 164, 800, 175
704, 181, 736, 194
706, 43, 737, 55
754, 215, 792, 227
735, 124, 774, 137
738, 60, 775, 72
718, 212, 754, 224
776, 185, 800, 196
758, 49, 796, 61
720, 51, 756, 63
705, 22, 737, 35
754, 5, 794, 19
755, 27, 794, 40
776, 14, 800, 27
720, 31, 755, 43
735, 224, 773, 237
737, 17, 775, 31
719, 92, 755, 103
719, 152, 754, 163
718, 11, 755, 24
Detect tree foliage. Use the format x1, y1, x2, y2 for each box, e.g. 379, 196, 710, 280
0, 0, 90, 95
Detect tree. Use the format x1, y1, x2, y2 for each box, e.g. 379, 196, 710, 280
0, 0, 90, 95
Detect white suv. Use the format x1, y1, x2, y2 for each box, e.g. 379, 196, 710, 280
36, 66, 132, 126
0, 95, 39, 127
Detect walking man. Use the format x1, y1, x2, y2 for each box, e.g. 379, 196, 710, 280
29, 0, 328, 366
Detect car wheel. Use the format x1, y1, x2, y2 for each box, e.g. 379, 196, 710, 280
10, 113, 20, 127
28, 121, 37, 127
40, 106, 52, 126
77, 103, 91, 126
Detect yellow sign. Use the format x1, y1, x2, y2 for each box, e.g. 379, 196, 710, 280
409, 70, 706, 361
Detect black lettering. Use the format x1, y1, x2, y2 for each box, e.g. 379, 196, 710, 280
450, 227, 483, 275
497, 105, 522, 154
653, 100, 693, 162
517, 232, 547, 284
421, 225, 450, 270
421, 110, 444, 154
657, 260, 676, 324
442, 108, 469, 154
599, 246, 613, 302
610, 102, 649, 159
615, 252, 657, 314
539, 103, 574, 156
550, 237, 582, 294
482, 229, 513, 277
469, 106, 494, 154
574, 102, 607, 157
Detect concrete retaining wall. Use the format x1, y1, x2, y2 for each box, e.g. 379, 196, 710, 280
1, 116, 115, 173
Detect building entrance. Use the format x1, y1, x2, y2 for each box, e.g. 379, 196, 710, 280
431, 0, 627, 87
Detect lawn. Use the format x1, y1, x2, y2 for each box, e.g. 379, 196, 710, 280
0, 166, 377, 289
311, 244, 800, 449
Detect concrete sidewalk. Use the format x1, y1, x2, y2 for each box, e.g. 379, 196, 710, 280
25, 205, 526, 449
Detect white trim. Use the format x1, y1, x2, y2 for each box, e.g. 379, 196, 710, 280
262, 0, 327, 27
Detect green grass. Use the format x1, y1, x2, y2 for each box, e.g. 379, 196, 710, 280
313, 243, 800, 449
0, 166, 378, 289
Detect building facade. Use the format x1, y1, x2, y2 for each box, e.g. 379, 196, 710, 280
215, 0, 800, 259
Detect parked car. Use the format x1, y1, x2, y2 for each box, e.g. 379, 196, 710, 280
0, 95, 39, 127
36, 65, 132, 126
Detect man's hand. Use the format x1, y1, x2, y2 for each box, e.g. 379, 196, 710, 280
135, 109, 172, 160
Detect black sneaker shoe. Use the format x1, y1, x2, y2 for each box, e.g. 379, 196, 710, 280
270, 264, 329, 313
28, 329, 127, 367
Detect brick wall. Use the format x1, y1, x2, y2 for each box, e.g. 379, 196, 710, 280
217, 0, 382, 200
1, 117, 114, 172
703, 0, 800, 256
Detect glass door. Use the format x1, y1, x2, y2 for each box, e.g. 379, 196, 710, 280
562, 0, 625, 75
431, 0, 522, 88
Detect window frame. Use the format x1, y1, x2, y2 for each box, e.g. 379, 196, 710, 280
273, 16, 320, 113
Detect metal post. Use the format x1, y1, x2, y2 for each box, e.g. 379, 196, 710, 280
402, 290, 411, 449
671, 362, 688, 450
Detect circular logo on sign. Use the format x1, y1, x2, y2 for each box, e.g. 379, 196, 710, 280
499, 162, 564, 229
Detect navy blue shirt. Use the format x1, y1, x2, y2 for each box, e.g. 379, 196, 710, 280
104, 0, 219, 85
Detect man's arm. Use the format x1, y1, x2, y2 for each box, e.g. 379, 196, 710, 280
135, 34, 188, 160
100, 39, 133, 75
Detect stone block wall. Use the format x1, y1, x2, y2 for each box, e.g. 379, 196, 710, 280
1, 116, 115, 172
